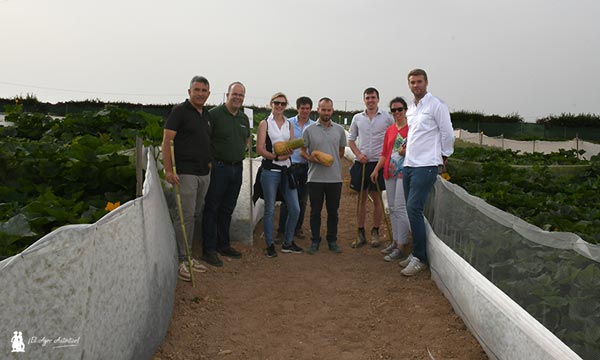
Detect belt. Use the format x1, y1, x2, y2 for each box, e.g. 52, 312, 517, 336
215, 159, 243, 166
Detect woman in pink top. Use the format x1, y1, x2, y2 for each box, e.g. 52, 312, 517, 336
371, 97, 410, 262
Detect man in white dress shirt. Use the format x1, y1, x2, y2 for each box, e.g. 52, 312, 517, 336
399, 69, 454, 276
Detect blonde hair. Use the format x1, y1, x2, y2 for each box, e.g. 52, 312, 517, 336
270, 92, 288, 103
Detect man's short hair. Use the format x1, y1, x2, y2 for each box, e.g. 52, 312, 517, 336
407, 69, 428, 81
318, 97, 333, 106
296, 96, 313, 109
227, 81, 245, 94
363, 87, 379, 98
190, 75, 209, 88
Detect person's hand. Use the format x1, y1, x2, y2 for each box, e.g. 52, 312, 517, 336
165, 171, 179, 185
370, 170, 378, 183
357, 153, 368, 164
399, 143, 406, 156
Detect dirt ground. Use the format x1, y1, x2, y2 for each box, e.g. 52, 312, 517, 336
154, 159, 488, 360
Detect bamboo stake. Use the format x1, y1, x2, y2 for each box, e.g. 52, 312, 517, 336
375, 177, 394, 248
351, 163, 367, 248
170, 140, 195, 287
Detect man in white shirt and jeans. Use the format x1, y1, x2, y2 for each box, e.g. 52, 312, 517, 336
399, 69, 454, 276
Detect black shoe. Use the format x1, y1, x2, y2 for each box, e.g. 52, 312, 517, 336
294, 229, 306, 240
201, 253, 223, 267
218, 246, 242, 259
328, 242, 342, 253
282, 242, 304, 254
266, 244, 278, 258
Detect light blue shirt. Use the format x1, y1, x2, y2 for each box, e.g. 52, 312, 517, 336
288, 116, 315, 164
348, 108, 393, 161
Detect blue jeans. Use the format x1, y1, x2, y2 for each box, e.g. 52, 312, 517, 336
402, 166, 438, 263
308, 182, 342, 245
202, 161, 243, 254
262, 168, 299, 246
278, 164, 308, 233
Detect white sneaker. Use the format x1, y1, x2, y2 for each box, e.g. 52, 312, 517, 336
384, 248, 402, 262
380, 242, 397, 254
190, 258, 208, 273
401, 257, 427, 276
398, 254, 413, 268
178, 262, 191, 282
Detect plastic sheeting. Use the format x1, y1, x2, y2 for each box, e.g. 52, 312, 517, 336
0, 153, 177, 360
427, 221, 581, 360
454, 129, 600, 160
426, 177, 599, 359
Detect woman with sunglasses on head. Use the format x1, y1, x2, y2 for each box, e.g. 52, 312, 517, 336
256, 92, 303, 258
370, 97, 411, 262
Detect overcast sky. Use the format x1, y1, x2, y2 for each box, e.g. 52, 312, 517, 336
1, 0, 598, 122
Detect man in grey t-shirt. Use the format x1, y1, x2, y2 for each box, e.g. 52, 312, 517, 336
300, 97, 347, 254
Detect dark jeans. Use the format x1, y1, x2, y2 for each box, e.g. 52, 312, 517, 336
402, 166, 438, 263
202, 161, 243, 254
308, 182, 342, 244
278, 164, 309, 233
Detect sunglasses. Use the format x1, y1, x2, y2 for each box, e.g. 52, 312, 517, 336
272, 101, 287, 106
390, 107, 405, 113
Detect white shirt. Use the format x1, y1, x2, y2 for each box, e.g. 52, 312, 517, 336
348, 108, 393, 161
267, 114, 292, 167
404, 92, 454, 167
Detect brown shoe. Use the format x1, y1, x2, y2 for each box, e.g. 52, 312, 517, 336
370, 227, 380, 248
351, 228, 367, 248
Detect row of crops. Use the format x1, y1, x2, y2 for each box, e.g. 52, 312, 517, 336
441, 142, 599, 359
448, 143, 600, 244
0, 105, 162, 258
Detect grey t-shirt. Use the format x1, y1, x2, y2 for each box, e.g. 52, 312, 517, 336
302, 121, 347, 183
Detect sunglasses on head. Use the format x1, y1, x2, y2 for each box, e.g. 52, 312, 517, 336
272, 101, 287, 106
390, 107, 405, 113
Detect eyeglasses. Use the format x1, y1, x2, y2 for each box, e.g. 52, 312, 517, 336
390, 107, 405, 113
272, 101, 287, 106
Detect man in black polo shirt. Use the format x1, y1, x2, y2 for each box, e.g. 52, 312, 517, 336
162, 75, 212, 282
201, 82, 250, 267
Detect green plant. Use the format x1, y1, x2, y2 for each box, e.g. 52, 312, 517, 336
0, 106, 163, 257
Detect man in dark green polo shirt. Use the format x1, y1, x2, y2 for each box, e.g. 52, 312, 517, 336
201, 82, 250, 267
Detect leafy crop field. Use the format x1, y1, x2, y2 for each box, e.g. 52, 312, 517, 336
437, 142, 600, 358
0, 105, 162, 258
448, 143, 600, 244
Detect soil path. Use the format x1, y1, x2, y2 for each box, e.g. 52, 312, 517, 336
155, 159, 487, 360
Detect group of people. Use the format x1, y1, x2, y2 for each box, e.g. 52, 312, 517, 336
162, 78, 249, 281
162, 68, 454, 281
348, 69, 454, 275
